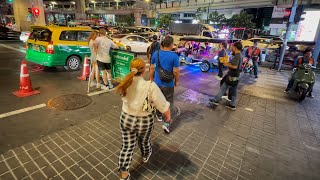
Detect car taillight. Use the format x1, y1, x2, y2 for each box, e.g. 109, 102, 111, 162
46, 43, 54, 54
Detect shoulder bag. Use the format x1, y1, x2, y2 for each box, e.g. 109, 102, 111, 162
157, 50, 174, 83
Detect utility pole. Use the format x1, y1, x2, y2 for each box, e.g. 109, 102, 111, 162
206, 0, 211, 24
277, 0, 298, 71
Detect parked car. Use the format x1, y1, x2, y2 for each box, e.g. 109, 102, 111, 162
135, 26, 160, 36
0, 25, 20, 40
241, 38, 279, 49
118, 27, 142, 34
20, 31, 31, 42
111, 34, 151, 53
26, 25, 93, 71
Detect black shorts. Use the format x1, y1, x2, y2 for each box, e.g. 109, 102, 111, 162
97, 61, 111, 70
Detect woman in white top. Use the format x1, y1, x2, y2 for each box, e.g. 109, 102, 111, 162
116, 58, 171, 180
87, 31, 99, 88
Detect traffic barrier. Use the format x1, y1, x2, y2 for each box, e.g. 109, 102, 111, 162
77, 55, 90, 81
13, 60, 40, 97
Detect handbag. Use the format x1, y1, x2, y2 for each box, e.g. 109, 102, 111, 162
157, 50, 174, 83
142, 82, 155, 113
219, 50, 229, 63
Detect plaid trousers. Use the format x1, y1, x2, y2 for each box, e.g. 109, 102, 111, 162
118, 111, 154, 172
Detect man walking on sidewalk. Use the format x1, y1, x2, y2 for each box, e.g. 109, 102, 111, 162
150, 36, 180, 133
210, 41, 243, 110
95, 28, 118, 90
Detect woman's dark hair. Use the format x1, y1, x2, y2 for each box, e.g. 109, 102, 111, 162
221, 42, 227, 49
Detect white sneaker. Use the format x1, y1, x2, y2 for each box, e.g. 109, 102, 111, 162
162, 122, 170, 133
96, 83, 101, 89
222, 96, 231, 102
215, 76, 222, 81
100, 84, 109, 90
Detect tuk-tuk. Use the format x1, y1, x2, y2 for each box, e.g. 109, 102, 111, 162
177, 36, 239, 72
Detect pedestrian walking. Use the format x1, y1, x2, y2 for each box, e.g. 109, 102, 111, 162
94, 28, 118, 90
216, 42, 228, 80
209, 41, 243, 110
150, 36, 180, 133
87, 31, 99, 88
246, 40, 261, 78
147, 35, 160, 64
116, 58, 171, 180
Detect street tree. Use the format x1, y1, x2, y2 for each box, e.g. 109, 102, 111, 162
158, 14, 173, 28
226, 11, 256, 28
194, 7, 207, 23
208, 11, 226, 28
116, 15, 134, 26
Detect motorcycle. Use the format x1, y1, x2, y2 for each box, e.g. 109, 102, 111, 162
288, 63, 315, 101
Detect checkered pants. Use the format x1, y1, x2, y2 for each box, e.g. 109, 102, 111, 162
118, 111, 154, 172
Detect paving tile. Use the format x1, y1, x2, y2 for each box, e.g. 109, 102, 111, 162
0, 160, 9, 175
34, 156, 49, 169
42, 165, 57, 179
69, 164, 85, 178
0, 171, 16, 180
30, 171, 47, 179
12, 166, 28, 180
6, 156, 20, 169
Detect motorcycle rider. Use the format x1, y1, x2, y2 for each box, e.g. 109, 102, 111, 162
246, 40, 261, 78
284, 48, 315, 98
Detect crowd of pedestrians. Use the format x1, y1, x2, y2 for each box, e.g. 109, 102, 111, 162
86, 31, 250, 180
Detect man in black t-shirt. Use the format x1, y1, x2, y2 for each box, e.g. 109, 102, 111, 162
210, 42, 243, 110
147, 35, 160, 63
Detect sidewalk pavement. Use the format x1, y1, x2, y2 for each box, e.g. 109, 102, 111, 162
1, 67, 320, 180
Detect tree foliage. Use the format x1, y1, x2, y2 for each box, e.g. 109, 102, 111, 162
194, 7, 207, 23
208, 11, 226, 28
226, 11, 256, 28
158, 14, 173, 28
115, 15, 134, 26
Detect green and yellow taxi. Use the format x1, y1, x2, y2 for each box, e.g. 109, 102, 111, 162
26, 25, 94, 71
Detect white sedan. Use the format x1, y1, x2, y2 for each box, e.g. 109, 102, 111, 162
111, 34, 151, 53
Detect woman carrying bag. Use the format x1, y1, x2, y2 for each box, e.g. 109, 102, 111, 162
116, 58, 171, 180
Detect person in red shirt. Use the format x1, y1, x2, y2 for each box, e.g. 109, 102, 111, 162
246, 41, 261, 78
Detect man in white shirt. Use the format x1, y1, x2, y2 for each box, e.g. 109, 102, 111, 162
94, 28, 118, 89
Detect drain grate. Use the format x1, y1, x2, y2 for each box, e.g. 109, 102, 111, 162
48, 94, 92, 110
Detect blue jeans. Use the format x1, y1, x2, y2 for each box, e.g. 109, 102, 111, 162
213, 82, 238, 107
253, 60, 259, 76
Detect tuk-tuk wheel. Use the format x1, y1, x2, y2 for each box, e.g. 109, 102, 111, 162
200, 61, 211, 72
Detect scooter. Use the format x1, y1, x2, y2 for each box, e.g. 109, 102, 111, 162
288, 63, 315, 101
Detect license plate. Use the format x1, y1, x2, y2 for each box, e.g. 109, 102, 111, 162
33, 45, 39, 51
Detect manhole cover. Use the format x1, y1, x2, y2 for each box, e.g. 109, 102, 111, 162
48, 94, 92, 110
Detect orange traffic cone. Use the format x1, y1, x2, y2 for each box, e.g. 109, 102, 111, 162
13, 60, 40, 97
77, 55, 90, 81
